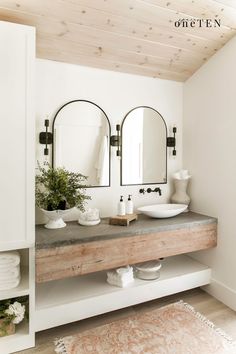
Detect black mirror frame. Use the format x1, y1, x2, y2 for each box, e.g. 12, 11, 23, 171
120, 106, 168, 186
52, 99, 111, 188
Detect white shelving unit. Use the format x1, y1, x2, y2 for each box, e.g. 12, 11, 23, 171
0, 20, 35, 354
35, 255, 211, 331
0, 322, 34, 354
0, 242, 35, 253
0, 248, 35, 353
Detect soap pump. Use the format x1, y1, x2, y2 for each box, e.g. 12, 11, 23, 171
118, 196, 126, 216
126, 195, 134, 214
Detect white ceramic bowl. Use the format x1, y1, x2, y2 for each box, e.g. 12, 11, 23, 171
134, 260, 162, 280
137, 204, 188, 218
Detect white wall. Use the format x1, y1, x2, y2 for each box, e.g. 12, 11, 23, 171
36, 59, 183, 223
184, 36, 236, 310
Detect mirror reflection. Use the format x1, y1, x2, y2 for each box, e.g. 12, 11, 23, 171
52, 100, 110, 187
121, 106, 167, 185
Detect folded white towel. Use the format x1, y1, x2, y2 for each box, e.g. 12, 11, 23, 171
107, 272, 134, 283
116, 265, 133, 275
107, 277, 134, 288
107, 266, 134, 288
0, 265, 20, 281
0, 251, 20, 268
0, 276, 20, 291
107, 266, 134, 283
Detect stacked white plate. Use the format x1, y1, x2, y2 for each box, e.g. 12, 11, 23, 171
78, 219, 101, 226
134, 260, 162, 280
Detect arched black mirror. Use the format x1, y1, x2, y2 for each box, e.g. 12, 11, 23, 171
121, 106, 167, 185
52, 100, 111, 187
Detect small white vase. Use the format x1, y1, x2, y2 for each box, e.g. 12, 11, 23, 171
41, 208, 75, 229
170, 178, 190, 211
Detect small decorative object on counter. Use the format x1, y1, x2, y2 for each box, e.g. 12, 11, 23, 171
109, 213, 138, 226
0, 296, 28, 337
41, 208, 76, 229
35, 162, 91, 229
107, 266, 134, 288
118, 196, 126, 216
78, 208, 100, 226
170, 169, 191, 211
0, 251, 20, 291
126, 195, 134, 214
134, 260, 162, 280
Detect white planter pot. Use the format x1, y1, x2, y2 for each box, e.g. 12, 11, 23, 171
41, 208, 75, 229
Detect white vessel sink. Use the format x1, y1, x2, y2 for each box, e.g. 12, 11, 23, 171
137, 204, 187, 218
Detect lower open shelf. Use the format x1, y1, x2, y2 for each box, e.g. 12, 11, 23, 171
0, 321, 34, 353
35, 255, 211, 331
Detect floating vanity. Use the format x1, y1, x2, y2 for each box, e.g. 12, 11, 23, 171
35, 212, 217, 331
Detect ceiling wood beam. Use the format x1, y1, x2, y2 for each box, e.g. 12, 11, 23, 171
37, 44, 189, 82
0, 8, 217, 64
0, 0, 235, 81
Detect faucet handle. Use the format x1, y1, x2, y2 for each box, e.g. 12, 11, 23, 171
139, 188, 146, 194
154, 187, 162, 196
139, 187, 161, 196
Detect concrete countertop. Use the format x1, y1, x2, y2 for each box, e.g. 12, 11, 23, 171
36, 211, 217, 250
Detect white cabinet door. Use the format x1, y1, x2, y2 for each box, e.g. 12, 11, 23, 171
0, 21, 35, 249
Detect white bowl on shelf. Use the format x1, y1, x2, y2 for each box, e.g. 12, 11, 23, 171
134, 260, 162, 280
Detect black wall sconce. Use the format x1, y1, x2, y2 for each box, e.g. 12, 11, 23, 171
39, 119, 53, 155
167, 126, 177, 156
110, 124, 121, 156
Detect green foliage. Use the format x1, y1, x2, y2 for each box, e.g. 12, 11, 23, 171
35, 162, 91, 211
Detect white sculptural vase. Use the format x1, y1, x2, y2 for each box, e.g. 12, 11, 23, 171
170, 178, 190, 211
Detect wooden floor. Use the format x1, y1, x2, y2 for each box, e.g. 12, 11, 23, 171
18, 288, 236, 354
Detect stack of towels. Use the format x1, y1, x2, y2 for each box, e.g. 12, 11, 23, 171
107, 265, 134, 288
0, 251, 21, 291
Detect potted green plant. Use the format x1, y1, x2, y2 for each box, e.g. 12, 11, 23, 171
0, 297, 28, 337
36, 163, 91, 229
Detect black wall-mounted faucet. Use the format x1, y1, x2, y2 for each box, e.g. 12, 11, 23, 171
147, 187, 162, 195
139, 187, 162, 196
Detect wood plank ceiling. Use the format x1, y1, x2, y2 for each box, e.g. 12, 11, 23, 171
0, 0, 236, 81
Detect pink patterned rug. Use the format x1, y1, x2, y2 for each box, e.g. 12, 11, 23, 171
55, 301, 236, 354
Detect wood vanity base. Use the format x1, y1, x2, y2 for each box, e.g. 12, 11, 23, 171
36, 222, 217, 283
